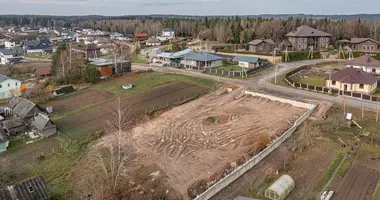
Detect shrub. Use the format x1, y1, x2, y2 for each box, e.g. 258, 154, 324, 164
282, 51, 321, 62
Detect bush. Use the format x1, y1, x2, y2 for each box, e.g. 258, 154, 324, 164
84, 65, 100, 83
282, 51, 321, 62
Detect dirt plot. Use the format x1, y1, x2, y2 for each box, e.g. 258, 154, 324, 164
128, 89, 308, 196
55, 82, 205, 139
333, 165, 379, 200
43, 90, 113, 114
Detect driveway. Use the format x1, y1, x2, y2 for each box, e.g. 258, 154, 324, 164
133, 59, 380, 110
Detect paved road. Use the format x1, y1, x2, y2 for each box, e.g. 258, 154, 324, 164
133, 59, 380, 110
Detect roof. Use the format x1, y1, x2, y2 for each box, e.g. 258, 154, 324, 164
328, 67, 378, 84
351, 38, 380, 44
265, 175, 295, 198
279, 39, 292, 46
134, 33, 147, 37
53, 85, 74, 95
248, 39, 275, 45
0, 49, 23, 55
32, 113, 51, 131
337, 39, 351, 43
2, 117, 25, 129
89, 58, 131, 66
234, 196, 262, 200
345, 55, 380, 68
6, 97, 37, 119
163, 28, 175, 32
34, 66, 51, 76
184, 52, 223, 62
146, 37, 161, 43
0, 176, 50, 200
233, 56, 260, 63
0, 74, 19, 83
156, 48, 193, 59
286, 26, 332, 37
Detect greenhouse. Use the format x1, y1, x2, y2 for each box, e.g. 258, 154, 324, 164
264, 175, 295, 200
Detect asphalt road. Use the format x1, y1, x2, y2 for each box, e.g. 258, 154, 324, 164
133, 59, 380, 110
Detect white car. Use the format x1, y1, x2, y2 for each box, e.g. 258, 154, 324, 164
122, 84, 133, 90
321, 191, 334, 200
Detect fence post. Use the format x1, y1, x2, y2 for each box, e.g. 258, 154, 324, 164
222, 70, 224, 75
351, 92, 353, 97
361, 93, 363, 99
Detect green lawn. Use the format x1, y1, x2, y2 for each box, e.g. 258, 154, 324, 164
374, 88, 380, 97
297, 77, 326, 87
131, 55, 148, 64
215, 65, 246, 72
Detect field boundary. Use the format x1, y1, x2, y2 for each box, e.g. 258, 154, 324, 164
193, 91, 316, 200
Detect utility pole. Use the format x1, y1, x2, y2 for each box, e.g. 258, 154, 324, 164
377, 102, 379, 122
69, 43, 72, 71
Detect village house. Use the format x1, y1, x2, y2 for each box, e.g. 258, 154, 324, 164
0, 176, 51, 200
248, 39, 275, 53
153, 48, 192, 66
285, 25, 332, 51
32, 113, 56, 137
4, 39, 21, 49
85, 44, 101, 59
88, 59, 132, 77
134, 33, 148, 41
0, 74, 21, 99
181, 52, 223, 68
34, 66, 52, 78
345, 55, 380, 75
157, 28, 175, 41
2, 117, 26, 135
6, 97, 48, 122
23, 40, 53, 54
233, 56, 262, 68
325, 67, 378, 94
0, 49, 24, 65
146, 37, 162, 46
350, 38, 379, 52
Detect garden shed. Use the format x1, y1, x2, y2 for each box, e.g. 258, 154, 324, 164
264, 175, 295, 200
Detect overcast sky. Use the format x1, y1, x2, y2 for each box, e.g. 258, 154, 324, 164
0, 0, 378, 16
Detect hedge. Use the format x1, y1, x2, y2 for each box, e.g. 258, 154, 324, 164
282, 51, 321, 62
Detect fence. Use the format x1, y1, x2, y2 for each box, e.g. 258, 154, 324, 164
193, 91, 316, 200
178, 64, 269, 77
284, 64, 380, 102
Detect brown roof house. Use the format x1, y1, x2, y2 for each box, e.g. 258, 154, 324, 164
286, 26, 332, 51
32, 113, 56, 137
0, 176, 51, 200
350, 38, 379, 52
345, 54, 380, 75
248, 39, 275, 53
326, 68, 378, 94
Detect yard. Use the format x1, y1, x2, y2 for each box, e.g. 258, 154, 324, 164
215, 64, 246, 72
297, 77, 326, 87
131, 55, 149, 64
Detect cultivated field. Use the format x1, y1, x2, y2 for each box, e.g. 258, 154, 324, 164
125, 88, 308, 197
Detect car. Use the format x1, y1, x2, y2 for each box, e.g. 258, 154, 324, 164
320, 191, 334, 200
122, 84, 133, 90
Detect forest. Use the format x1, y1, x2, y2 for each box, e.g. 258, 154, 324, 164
2, 15, 380, 44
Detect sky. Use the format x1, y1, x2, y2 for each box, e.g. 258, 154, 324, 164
0, 0, 379, 16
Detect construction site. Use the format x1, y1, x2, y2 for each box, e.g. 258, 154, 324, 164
114, 87, 314, 199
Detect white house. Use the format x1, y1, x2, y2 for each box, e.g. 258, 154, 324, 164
345, 54, 380, 75
181, 52, 223, 68
4, 40, 16, 49
157, 28, 175, 41
233, 56, 261, 69
0, 49, 23, 65
0, 74, 22, 99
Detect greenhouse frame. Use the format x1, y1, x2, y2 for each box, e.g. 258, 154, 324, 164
264, 175, 295, 200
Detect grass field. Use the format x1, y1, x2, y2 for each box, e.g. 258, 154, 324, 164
297, 77, 326, 87
131, 55, 148, 64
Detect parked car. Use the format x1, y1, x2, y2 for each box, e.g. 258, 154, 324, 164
320, 191, 334, 200
122, 84, 133, 90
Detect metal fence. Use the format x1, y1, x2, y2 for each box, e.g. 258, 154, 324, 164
193, 92, 316, 200
284, 65, 380, 102
177, 64, 269, 77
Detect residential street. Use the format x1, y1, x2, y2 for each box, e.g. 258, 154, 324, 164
134, 59, 380, 110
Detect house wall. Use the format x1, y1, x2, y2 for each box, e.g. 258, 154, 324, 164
344, 65, 380, 75
352, 40, 378, 52
249, 43, 274, 53
182, 59, 223, 67
97, 66, 113, 77
0, 79, 22, 99
5, 41, 15, 48
326, 80, 378, 94
288, 36, 330, 51
41, 126, 57, 137
0, 54, 13, 65
146, 42, 161, 46
26, 49, 44, 54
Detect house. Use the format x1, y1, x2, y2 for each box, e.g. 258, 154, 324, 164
134, 33, 148, 41
34, 66, 52, 78
0, 34, 6, 46
0, 176, 51, 200
0, 74, 21, 99
32, 113, 56, 137
278, 39, 293, 51
4, 40, 17, 49
350, 38, 379, 52
0, 49, 24, 65
110, 32, 124, 40
181, 52, 223, 67
285, 25, 332, 51
248, 39, 275, 53
6, 97, 47, 122
52, 85, 74, 97
157, 28, 175, 41
233, 56, 262, 68
88, 59, 132, 77
0, 130, 9, 152
2, 117, 26, 135
146, 37, 162, 46
39, 27, 48, 34
153, 48, 192, 66
325, 68, 378, 94
85, 44, 101, 59
24, 40, 53, 54
345, 55, 380, 75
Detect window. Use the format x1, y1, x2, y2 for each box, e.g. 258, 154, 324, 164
363, 45, 366, 50
332, 81, 336, 85
7, 83, 10, 87
373, 69, 376, 73
298, 45, 301, 49
0, 84, 2, 88
298, 38, 301, 43
372, 46, 375, 50
15, 82, 18, 86
303, 38, 306, 43
359, 84, 364, 89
